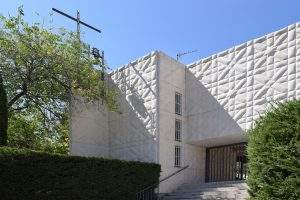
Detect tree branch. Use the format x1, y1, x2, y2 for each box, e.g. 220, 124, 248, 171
28, 95, 63, 121
7, 84, 27, 108
7, 56, 34, 109
9, 104, 29, 112
51, 75, 71, 90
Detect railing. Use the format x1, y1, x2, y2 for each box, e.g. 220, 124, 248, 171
136, 165, 189, 200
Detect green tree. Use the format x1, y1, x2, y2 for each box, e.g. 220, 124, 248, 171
7, 108, 69, 154
247, 100, 300, 200
0, 7, 117, 147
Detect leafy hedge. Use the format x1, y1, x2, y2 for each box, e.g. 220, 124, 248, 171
0, 147, 160, 200
247, 100, 300, 200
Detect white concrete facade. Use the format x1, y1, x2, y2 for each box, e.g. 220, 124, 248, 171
71, 22, 300, 193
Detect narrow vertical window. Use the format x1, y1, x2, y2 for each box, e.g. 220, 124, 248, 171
175, 92, 182, 115
175, 119, 181, 141
175, 146, 181, 167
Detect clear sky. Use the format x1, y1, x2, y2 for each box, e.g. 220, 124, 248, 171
1, 0, 300, 70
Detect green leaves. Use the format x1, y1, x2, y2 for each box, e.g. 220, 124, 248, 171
0, 8, 118, 151
7, 108, 69, 154
247, 100, 300, 200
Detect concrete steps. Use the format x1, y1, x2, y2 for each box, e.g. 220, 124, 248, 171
162, 181, 249, 200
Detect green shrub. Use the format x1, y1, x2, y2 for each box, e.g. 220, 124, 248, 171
247, 100, 300, 200
0, 147, 160, 200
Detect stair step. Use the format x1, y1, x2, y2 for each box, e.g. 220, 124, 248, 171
169, 191, 239, 196
179, 182, 247, 189
161, 182, 249, 200
176, 187, 241, 192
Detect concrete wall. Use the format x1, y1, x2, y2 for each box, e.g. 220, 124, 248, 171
71, 51, 160, 164
71, 51, 207, 193
109, 51, 159, 163
186, 70, 244, 147
188, 22, 300, 131
158, 52, 205, 193
71, 98, 110, 158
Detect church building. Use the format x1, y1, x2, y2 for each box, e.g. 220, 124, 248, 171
71, 22, 300, 194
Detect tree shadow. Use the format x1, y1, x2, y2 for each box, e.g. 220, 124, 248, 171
108, 64, 158, 163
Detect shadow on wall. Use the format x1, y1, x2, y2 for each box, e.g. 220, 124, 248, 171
128, 85, 148, 119
108, 67, 158, 163
186, 70, 245, 146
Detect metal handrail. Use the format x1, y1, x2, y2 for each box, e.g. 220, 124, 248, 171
136, 165, 189, 200
159, 165, 189, 183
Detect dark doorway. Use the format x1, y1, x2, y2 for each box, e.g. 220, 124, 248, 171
205, 143, 247, 182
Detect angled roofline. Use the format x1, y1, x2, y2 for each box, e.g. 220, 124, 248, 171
109, 50, 160, 76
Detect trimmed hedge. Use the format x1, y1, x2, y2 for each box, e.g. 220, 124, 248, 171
247, 100, 300, 200
0, 147, 160, 200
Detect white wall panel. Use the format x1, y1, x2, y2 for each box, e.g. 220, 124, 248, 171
188, 22, 300, 131
71, 99, 110, 158
109, 51, 159, 163
158, 52, 205, 193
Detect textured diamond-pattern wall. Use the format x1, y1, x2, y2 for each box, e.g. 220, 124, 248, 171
109, 51, 159, 162
188, 23, 300, 130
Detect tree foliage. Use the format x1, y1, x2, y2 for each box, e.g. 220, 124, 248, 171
8, 108, 69, 154
0, 7, 117, 149
247, 100, 300, 200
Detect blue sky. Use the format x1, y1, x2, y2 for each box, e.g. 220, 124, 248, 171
1, 1, 300, 70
